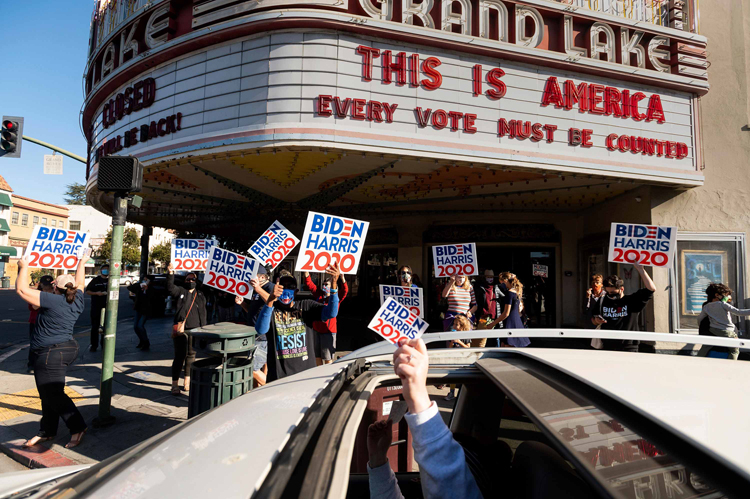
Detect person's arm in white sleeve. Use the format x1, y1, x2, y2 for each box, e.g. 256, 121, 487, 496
393, 339, 483, 499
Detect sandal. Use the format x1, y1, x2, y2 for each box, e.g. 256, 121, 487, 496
65, 428, 87, 449
23, 436, 54, 448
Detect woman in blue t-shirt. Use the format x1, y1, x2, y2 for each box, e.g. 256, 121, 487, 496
15, 249, 90, 449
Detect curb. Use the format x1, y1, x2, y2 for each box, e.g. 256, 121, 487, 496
0, 439, 80, 469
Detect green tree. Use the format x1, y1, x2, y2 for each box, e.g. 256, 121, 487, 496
96, 227, 141, 266
149, 241, 171, 265
64, 183, 87, 205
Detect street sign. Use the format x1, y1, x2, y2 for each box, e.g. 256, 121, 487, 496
44, 154, 63, 175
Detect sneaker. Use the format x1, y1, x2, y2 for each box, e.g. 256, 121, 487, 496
444, 392, 455, 401
135, 342, 144, 349
140, 343, 150, 351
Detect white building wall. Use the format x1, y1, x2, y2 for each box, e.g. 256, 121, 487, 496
66, 205, 173, 250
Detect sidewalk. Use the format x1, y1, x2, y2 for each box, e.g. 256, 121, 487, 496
0, 315, 189, 469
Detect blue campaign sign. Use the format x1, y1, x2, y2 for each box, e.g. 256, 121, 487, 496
380, 285, 424, 318
248, 220, 300, 270
295, 211, 370, 275
204, 246, 261, 298
24, 226, 90, 270
170, 239, 216, 271
432, 242, 478, 277
368, 298, 430, 345
608, 223, 677, 267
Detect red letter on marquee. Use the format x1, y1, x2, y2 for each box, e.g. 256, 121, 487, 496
588, 84, 605, 115
564, 80, 589, 112
472, 65, 483, 97
464, 114, 477, 133
604, 87, 622, 117
581, 129, 593, 147
646, 94, 666, 123
487, 68, 507, 100
448, 111, 463, 131
415, 107, 432, 127
630, 92, 647, 121
420, 57, 443, 90
541, 77, 563, 108
383, 103, 398, 123
409, 54, 420, 87
382, 51, 407, 85
352, 99, 367, 120
317, 95, 333, 116
606, 133, 618, 150
356, 45, 381, 81
334, 97, 352, 118
568, 128, 582, 146
543, 124, 557, 143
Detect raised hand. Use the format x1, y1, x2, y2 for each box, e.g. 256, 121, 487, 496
367, 420, 393, 469
393, 338, 431, 415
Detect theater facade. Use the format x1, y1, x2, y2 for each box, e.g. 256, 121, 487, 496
83, 1, 749, 338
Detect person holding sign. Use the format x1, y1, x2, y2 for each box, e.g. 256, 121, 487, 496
304, 271, 348, 365
254, 262, 341, 382
398, 265, 418, 288
591, 264, 655, 352
15, 250, 90, 449
440, 274, 477, 331
167, 264, 207, 395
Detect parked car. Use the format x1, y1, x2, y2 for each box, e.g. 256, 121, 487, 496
121, 273, 140, 286
1, 330, 747, 499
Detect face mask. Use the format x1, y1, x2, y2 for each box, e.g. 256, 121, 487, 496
322, 284, 331, 294
455, 278, 465, 286
722, 296, 730, 303
593, 284, 602, 292
486, 277, 494, 284
140, 282, 148, 289
280, 289, 295, 305
101, 269, 109, 276
186, 281, 197, 290
401, 272, 411, 282
606, 292, 620, 300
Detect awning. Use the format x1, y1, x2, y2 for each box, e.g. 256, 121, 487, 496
0, 218, 9, 232
0, 246, 17, 257
0, 193, 11, 208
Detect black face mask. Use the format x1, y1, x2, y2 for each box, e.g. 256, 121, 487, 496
606, 292, 620, 300
186, 281, 197, 290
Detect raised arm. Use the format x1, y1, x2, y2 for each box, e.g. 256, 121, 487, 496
722, 302, 750, 317
304, 272, 318, 294
166, 263, 182, 298
15, 257, 41, 308
75, 248, 90, 291
633, 263, 656, 292
441, 276, 455, 298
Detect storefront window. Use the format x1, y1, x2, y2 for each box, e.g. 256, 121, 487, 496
672, 234, 746, 333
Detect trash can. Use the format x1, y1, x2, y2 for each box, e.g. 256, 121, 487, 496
187, 322, 257, 418
1, 277, 10, 289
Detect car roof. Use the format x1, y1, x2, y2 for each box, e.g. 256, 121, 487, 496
513, 348, 750, 480
82, 362, 349, 499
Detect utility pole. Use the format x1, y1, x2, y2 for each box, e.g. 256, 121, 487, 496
93, 192, 127, 428
92, 156, 143, 428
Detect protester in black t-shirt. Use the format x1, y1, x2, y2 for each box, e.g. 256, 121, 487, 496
591, 263, 655, 352
255, 262, 341, 382
16, 249, 91, 449
85, 265, 109, 352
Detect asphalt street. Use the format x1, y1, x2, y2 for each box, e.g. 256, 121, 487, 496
0, 287, 136, 353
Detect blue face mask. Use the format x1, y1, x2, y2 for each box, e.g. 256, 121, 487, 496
280, 289, 295, 305
322, 284, 331, 295
101, 269, 109, 276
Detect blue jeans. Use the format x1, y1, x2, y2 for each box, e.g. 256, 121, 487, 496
134, 311, 149, 345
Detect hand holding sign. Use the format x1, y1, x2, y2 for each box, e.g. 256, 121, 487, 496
393, 338, 431, 415
368, 298, 429, 346
608, 223, 677, 267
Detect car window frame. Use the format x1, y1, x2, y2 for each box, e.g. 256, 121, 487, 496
475, 356, 748, 499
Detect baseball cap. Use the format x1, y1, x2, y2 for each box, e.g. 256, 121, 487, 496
55, 274, 76, 288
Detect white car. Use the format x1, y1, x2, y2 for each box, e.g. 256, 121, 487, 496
1, 330, 747, 499
121, 273, 140, 286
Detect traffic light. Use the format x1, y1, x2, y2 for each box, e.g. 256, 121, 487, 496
0, 116, 24, 159
97, 155, 143, 192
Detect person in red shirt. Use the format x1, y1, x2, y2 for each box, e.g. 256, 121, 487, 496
304, 270, 348, 365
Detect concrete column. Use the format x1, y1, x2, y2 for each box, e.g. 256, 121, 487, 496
395, 217, 430, 280
140, 226, 152, 275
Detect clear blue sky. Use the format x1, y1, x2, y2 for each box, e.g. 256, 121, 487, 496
1, 1, 93, 205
